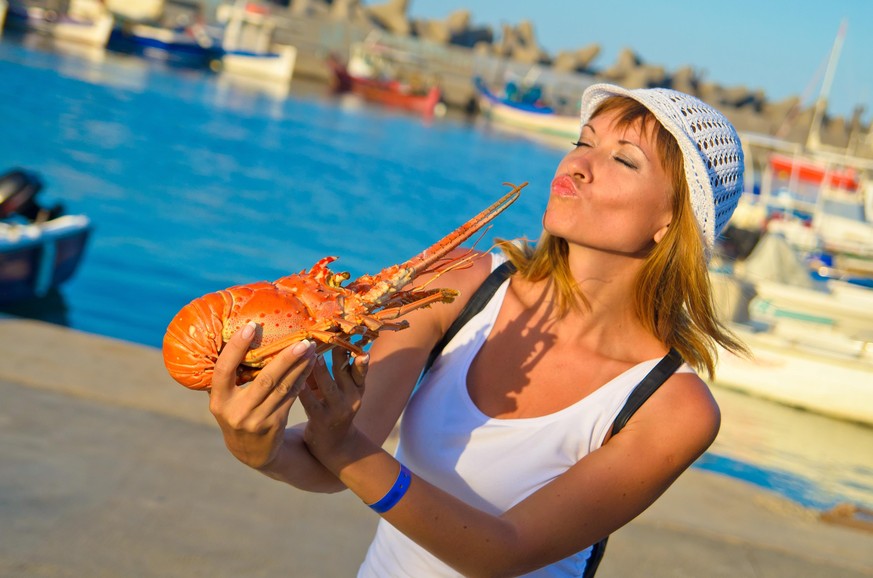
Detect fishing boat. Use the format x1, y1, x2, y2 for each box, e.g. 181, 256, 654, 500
216, 1, 296, 83
6, 0, 114, 47
728, 20, 873, 286
712, 319, 873, 428
107, 0, 223, 68
710, 230, 873, 427
328, 34, 443, 118
730, 142, 873, 287
52, 0, 113, 46
0, 168, 92, 304
473, 76, 585, 148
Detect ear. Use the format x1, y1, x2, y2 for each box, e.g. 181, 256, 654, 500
653, 223, 670, 244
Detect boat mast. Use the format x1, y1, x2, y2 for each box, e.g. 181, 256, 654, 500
805, 19, 847, 151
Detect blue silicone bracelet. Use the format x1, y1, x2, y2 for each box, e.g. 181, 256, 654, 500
367, 464, 412, 514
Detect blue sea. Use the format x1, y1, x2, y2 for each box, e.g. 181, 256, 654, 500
1, 33, 871, 513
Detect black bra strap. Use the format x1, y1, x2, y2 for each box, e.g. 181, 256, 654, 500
585, 347, 684, 577
610, 347, 684, 436
421, 260, 516, 376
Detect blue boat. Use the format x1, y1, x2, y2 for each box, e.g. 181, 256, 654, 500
473, 76, 585, 148
107, 0, 224, 68
0, 169, 92, 304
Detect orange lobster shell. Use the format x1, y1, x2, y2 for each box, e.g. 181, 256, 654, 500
162, 182, 525, 390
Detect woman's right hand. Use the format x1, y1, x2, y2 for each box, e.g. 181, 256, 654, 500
208, 322, 317, 471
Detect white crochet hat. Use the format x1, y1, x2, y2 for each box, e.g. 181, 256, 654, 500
578, 83, 744, 258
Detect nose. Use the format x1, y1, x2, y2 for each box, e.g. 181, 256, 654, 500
565, 149, 592, 182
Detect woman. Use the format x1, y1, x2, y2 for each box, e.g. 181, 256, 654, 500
208, 83, 747, 577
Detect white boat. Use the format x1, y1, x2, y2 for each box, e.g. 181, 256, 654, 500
217, 1, 296, 83
0, 168, 92, 303
6, 0, 114, 47
104, 0, 164, 22
474, 77, 583, 148
729, 22, 873, 286
52, 0, 114, 47
713, 321, 873, 428
710, 233, 873, 427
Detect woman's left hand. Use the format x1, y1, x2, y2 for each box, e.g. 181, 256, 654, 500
299, 348, 369, 461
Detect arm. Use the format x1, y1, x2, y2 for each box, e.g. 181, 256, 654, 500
300, 368, 720, 577
208, 250, 496, 493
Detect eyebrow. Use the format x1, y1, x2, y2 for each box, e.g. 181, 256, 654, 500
583, 124, 650, 161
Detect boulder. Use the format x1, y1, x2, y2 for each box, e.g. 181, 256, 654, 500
551, 44, 600, 73
365, 0, 411, 36
290, 0, 330, 17
670, 66, 700, 96
600, 47, 641, 82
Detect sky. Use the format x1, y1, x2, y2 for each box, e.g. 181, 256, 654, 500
409, 0, 873, 123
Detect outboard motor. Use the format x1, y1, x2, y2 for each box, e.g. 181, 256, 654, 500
0, 168, 63, 222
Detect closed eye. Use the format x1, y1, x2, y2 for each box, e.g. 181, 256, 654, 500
572, 140, 592, 148
614, 156, 638, 170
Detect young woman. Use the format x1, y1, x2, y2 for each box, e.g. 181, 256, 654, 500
207, 83, 747, 577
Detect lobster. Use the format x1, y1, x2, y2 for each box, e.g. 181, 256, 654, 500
162, 182, 526, 390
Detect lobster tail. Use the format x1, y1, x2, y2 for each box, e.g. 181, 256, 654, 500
162, 291, 232, 390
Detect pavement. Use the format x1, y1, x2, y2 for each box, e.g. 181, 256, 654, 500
1, 316, 871, 578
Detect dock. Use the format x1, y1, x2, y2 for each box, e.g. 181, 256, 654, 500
0, 317, 871, 577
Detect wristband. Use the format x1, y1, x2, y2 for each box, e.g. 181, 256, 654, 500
367, 464, 412, 514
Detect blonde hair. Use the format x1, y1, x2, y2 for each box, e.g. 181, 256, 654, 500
498, 95, 746, 378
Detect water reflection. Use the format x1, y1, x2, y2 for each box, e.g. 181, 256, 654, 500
704, 385, 873, 510
0, 289, 70, 326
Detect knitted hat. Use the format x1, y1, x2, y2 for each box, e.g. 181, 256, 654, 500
578, 83, 744, 258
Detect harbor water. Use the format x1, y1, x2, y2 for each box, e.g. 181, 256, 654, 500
1, 33, 871, 513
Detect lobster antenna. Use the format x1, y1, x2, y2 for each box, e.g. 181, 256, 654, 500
402, 182, 526, 277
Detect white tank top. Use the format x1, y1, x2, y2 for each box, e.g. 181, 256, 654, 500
358, 255, 694, 577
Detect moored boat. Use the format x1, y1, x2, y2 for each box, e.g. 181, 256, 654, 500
0, 168, 92, 304
328, 34, 444, 118
710, 233, 873, 427
52, 0, 114, 46
216, 0, 296, 83
474, 76, 585, 148
107, 0, 223, 68
5, 0, 114, 47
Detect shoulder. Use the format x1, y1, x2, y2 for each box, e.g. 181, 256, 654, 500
614, 371, 720, 461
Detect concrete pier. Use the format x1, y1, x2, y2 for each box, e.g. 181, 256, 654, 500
1, 317, 871, 577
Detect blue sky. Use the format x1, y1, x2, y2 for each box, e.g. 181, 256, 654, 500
410, 0, 872, 122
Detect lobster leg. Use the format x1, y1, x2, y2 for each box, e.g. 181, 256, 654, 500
244, 328, 369, 367
374, 289, 459, 321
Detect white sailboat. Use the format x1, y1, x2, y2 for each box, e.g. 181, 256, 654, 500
734, 20, 873, 281
217, 1, 297, 83
711, 228, 873, 428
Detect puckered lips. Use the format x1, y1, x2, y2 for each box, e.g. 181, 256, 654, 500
550, 174, 578, 198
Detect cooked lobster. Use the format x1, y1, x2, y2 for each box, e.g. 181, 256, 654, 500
162, 182, 525, 390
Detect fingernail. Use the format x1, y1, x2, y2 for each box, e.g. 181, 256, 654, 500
291, 339, 312, 355
241, 321, 257, 339
357, 354, 370, 365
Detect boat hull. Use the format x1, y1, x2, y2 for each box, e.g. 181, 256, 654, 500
350, 77, 441, 117
0, 215, 92, 303
709, 269, 873, 427
221, 45, 297, 82
108, 24, 224, 67
475, 78, 582, 147
715, 325, 873, 427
